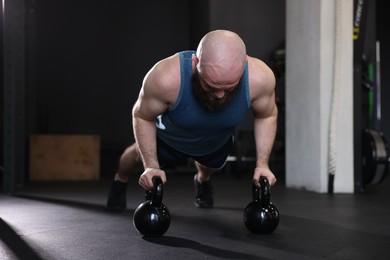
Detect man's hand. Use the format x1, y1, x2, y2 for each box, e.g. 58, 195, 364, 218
138, 168, 167, 190
253, 167, 277, 188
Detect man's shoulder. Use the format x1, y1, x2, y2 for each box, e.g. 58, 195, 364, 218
247, 56, 272, 73
142, 53, 182, 104
247, 56, 276, 98
149, 54, 181, 85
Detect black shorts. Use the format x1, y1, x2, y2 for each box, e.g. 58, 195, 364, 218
156, 135, 234, 170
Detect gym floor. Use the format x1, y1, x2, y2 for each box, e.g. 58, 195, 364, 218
1, 168, 389, 260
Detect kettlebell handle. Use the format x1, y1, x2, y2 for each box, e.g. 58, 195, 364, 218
260, 177, 270, 198
252, 177, 271, 205
144, 177, 164, 206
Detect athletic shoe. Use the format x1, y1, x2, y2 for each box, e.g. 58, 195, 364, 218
107, 179, 127, 211
194, 173, 214, 208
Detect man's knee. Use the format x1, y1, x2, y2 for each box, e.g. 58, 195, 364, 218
120, 143, 141, 163
195, 161, 215, 172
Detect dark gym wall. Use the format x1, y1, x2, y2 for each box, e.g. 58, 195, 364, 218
31, 0, 190, 146
209, 0, 285, 61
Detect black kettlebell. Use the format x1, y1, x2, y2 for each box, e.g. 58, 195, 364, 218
133, 177, 170, 236
243, 177, 279, 234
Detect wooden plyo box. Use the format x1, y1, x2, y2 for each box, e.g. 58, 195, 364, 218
29, 135, 100, 181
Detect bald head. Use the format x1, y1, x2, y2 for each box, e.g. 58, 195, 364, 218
196, 30, 247, 86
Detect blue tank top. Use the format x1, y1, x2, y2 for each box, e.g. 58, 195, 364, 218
156, 50, 250, 156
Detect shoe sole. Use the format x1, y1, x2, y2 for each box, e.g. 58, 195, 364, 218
194, 202, 214, 208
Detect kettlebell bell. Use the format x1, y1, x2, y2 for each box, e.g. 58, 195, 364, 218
133, 177, 170, 236
243, 177, 279, 234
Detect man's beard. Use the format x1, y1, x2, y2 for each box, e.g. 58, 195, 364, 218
191, 71, 240, 112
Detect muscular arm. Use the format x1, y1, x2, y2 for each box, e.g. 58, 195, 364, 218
249, 57, 278, 186
132, 54, 180, 189
132, 95, 163, 170
253, 93, 278, 169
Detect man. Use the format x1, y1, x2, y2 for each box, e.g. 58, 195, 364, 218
107, 29, 277, 211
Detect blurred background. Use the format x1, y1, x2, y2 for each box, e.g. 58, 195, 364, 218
1, 0, 389, 191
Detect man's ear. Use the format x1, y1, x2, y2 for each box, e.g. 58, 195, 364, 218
192, 54, 199, 66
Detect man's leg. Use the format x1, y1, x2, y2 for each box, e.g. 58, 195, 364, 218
194, 161, 216, 208
195, 161, 215, 182
116, 143, 142, 181
107, 143, 142, 211
192, 136, 233, 208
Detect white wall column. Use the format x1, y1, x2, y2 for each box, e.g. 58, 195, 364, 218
285, 0, 354, 193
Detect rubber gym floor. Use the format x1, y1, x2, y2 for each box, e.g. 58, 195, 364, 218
1, 168, 389, 260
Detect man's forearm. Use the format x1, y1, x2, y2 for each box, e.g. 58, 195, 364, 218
133, 116, 160, 169
253, 112, 278, 168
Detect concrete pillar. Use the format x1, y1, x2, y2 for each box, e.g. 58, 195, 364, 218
285, 0, 354, 193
